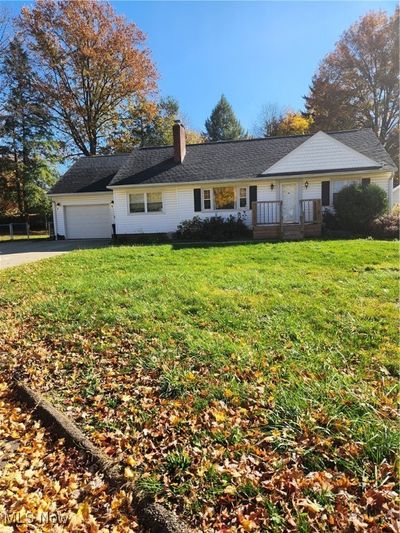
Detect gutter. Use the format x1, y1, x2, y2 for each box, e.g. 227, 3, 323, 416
107, 168, 392, 190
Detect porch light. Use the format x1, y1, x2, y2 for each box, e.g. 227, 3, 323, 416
270, 183, 274, 191
305, 180, 309, 189
110, 200, 114, 205
56, 202, 60, 207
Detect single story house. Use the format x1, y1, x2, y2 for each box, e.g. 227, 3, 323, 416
49, 122, 396, 240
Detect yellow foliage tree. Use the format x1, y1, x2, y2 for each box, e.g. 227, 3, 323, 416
276, 112, 313, 136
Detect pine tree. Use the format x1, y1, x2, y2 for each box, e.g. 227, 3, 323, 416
0, 38, 59, 218
204, 95, 246, 141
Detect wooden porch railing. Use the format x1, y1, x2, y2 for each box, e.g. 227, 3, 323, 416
252, 201, 282, 227
252, 199, 322, 228
299, 199, 322, 225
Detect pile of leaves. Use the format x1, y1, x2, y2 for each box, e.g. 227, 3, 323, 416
0, 375, 139, 532
0, 241, 399, 531
2, 321, 398, 532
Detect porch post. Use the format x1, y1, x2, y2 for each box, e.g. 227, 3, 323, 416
252, 202, 257, 228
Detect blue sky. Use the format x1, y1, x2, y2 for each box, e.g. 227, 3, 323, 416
7, 0, 397, 133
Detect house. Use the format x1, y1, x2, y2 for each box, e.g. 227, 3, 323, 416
48, 122, 396, 240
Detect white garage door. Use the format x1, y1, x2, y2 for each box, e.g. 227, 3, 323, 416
65, 204, 111, 239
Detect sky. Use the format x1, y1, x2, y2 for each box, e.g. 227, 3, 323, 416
5, 0, 397, 134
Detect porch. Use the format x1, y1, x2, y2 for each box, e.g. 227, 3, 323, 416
252, 199, 322, 240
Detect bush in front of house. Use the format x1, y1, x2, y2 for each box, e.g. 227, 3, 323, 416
333, 184, 387, 234
370, 205, 399, 240
175, 213, 251, 241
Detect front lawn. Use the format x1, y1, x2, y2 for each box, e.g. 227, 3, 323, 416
0, 240, 398, 531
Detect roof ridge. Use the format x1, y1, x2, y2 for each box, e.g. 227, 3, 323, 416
81, 152, 132, 159
137, 128, 372, 150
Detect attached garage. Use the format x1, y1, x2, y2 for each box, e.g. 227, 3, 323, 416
64, 204, 112, 239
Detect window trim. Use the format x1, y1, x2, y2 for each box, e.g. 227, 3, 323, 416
127, 191, 164, 215
201, 186, 248, 211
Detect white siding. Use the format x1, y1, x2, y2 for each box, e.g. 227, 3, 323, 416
113, 182, 262, 235
114, 187, 178, 234
263, 132, 381, 176
112, 172, 391, 234
391, 184, 399, 208
50, 193, 112, 238
50, 171, 392, 238
175, 183, 256, 227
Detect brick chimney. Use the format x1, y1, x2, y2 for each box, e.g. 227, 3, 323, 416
173, 120, 186, 163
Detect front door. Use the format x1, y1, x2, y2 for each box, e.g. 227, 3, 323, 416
281, 183, 298, 223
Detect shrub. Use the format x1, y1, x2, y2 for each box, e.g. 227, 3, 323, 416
333, 184, 387, 234
175, 213, 251, 241
370, 205, 399, 240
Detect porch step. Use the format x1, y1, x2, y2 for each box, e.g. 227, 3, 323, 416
281, 225, 303, 240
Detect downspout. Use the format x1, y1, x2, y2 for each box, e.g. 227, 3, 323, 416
52, 201, 58, 240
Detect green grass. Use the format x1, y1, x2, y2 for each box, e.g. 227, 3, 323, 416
0, 239, 398, 530
0, 233, 50, 242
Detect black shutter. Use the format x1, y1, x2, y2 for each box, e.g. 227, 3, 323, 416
194, 188, 201, 212
362, 178, 371, 188
321, 181, 330, 206
249, 185, 257, 208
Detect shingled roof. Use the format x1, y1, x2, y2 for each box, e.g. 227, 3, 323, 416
49, 129, 396, 194
49, 153, 131, 194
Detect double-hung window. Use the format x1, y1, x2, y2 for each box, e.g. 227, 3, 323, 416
332, 180, 360, 205
239, 187, 247, 208
202, 186, 247, 210
203, 189, 211, 210
129, 192, 163, 214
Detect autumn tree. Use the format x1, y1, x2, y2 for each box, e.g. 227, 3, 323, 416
106, 96, 204, 152
185, 129, 205, 145
0, 38, 59, 218
255, 104, 312, 137
19, 0, 157, 156
205, 95, 246, 141
304, 8, 399, 165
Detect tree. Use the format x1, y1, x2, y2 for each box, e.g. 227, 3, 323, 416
204, 95, 246, 141
19, 0, 157, 156
0, 38, 59, 218
253, 104, 283, 137
255, 104, 312, 137
304, 9, 399, 166
0, 6, 12, 113
185, 129, 205, 145
276, 112, 312, 136
105, 96, 204, 152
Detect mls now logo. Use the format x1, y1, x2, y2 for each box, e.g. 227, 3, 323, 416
2, 511, 68, 525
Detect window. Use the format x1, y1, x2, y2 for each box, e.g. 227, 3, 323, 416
201, 186, 249, 210
129, 193, 145, 213
239, 187, 247, 208
214, 187, 235, 210
129, 192, 163, 213
147, 192, 163, 212
203, 189, 211, 210
332, 180, 360, 205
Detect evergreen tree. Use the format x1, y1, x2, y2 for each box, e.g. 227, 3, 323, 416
0, 37, 59, 218
204, 95, 246, 141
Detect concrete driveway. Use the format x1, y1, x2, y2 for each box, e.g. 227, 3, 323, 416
0, 239, 110, 269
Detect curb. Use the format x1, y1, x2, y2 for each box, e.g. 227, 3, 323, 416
13, 380, 189, 533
